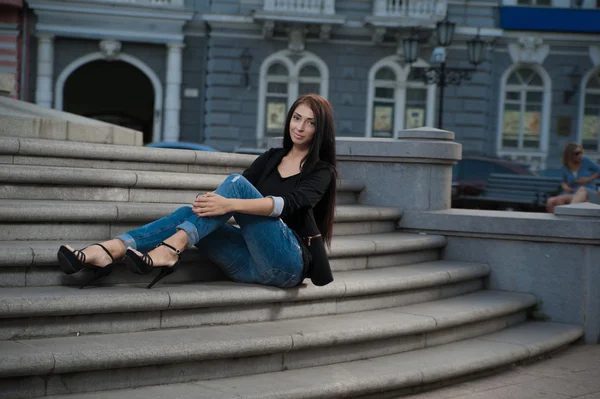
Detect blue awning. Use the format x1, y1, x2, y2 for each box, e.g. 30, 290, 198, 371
500, 7, 600, 33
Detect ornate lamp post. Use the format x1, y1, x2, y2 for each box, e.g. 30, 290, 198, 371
403, 18, 486, 129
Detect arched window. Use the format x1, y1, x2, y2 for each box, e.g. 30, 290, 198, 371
405, 68, 429, 130
366, 56, 435, 138
372, 67, 397, 137
581, 68, 600, 153
298, 64, 321, 95
497, 64, 551, 171
264, 63, 289, 137
501, 67, 545, 150
257, 51, 328, 144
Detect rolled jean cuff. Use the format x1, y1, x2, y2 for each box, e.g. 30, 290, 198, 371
176, 220, 199, 247
116, 233, 137, 250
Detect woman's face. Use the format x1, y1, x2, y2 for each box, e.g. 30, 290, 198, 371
289, 103, 316, 148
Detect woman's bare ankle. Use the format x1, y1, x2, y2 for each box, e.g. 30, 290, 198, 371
147, 232, 188, 268
102, 239, 126, 260
163, 231, 188, 253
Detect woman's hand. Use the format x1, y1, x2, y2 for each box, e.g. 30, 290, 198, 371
575, 173, 598, 184
193, 193, 234, 217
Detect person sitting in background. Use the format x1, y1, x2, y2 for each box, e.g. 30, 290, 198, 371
571, 185, 600, 206
546, 143, 600, 213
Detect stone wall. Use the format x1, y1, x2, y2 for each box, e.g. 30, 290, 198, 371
399, 206, 600, 343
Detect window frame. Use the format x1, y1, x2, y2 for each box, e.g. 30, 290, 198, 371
256, 50, 329, 144
577, 67, 600, 155
496, 64, 552, 164
365, 56, 435, 139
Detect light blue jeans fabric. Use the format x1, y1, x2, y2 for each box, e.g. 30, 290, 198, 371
586, 188, 600, 205
117, 174, 304, 288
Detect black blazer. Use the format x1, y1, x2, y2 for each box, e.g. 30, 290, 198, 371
242, 148, 334, 286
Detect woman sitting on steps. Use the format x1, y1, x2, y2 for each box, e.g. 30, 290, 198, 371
57, 94, 337, 289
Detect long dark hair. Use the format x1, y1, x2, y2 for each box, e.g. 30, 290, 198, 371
282, 94, 337, 248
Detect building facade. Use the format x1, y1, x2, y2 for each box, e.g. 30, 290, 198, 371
20, 0, 600, 171
1, 0, 30, 98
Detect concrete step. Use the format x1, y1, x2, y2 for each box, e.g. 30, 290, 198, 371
0, 291, 544, 398
0, 201, 399, 241
0, 164, 363, 204
0, 98, 142, 146
0, 232, 447, 287
0, 260, 489, 339
0, 136, 255, 173
17, 322, 581, 399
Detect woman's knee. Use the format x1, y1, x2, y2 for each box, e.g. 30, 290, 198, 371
222, 174, 249, 186
174, 206, 194, 217
217, 174, 258, 199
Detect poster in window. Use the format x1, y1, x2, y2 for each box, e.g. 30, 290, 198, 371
405, 108, 425, 129
266, 102, 286, 131
523, 111, 541, 135
373, 105, 393, 132
502, 110, 521, 134
582, 114, 599, 140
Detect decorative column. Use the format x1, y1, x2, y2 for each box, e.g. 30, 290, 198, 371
35, 34, 54, 108
163, 42, 184, 142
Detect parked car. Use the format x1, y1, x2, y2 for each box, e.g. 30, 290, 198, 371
452, 155, 535, 202
146, 142, 218, 152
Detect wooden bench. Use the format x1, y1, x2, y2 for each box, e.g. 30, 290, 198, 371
457, 174, 562, 212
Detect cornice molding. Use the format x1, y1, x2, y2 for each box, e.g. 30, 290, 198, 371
28, 0, 192, 43
27, 0, 194, 21
252, 11, 345, 26
503, 30, 600, 44
36, 24, 184, 43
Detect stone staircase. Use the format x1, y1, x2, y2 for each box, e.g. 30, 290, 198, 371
0, 135, 583, 399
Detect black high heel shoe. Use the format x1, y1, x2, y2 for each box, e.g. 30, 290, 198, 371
57, 244, 115, 289
124, 242, 181, 289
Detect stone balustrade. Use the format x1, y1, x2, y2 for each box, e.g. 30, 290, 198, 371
263, 0, 336, 15
372, 0, 446, 21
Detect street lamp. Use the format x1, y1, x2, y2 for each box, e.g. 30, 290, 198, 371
403, 19, 486, 129
436, 17, 455, 47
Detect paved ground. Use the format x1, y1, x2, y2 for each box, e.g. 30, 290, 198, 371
406, 344, 600, 399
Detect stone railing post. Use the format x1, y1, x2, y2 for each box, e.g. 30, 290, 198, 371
554, 203, 600, 343
323, 0, 335, 14
335, 127, 460, 211
374, 0, 387, 15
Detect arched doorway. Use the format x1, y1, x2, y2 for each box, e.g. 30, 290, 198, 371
63, 60, 155, 143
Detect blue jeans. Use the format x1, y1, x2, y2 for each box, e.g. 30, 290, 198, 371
117, 174, 304, 288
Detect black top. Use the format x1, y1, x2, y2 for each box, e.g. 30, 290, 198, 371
242, 147, 334, 286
